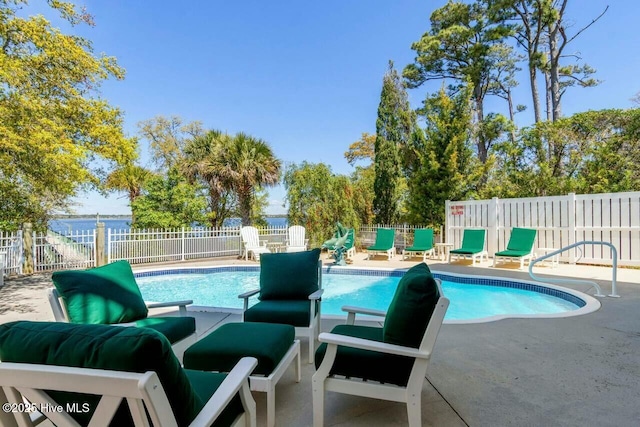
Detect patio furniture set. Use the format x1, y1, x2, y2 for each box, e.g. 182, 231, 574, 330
0, 250, 448, 427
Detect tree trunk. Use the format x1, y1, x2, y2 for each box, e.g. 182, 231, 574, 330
528, 58, 542, 123
544, 67, 552, 122
473, 88, 487, 164
548, 26, 562, 121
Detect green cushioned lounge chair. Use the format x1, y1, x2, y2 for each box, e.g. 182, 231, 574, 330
493, 227, 538, 270
448, 229, 488, 266
366, 228, 396, 260
48, 260, 197, 354
239, 249, 323, 364
402, 228, 435, 261
0, 321, 257, 427
312, 262, 450, 427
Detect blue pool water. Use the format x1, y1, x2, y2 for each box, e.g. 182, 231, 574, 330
136, 268, 584, 321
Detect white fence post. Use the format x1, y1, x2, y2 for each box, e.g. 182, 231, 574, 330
445, 200, 450, 243
181, 227, 185, 261
488, 197, 499, 257
568, 192, 576, 264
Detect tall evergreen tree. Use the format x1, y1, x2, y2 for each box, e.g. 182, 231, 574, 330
373, 61, 414, 224
407, 87, 475, 226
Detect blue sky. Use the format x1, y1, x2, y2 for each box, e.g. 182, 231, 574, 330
44, 0, 639, 215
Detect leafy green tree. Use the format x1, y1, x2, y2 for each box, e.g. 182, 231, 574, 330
104, 161, 153, 224
403, 0, 515, 163
284, 162, 359, 247
0, 0, 135, 229
406, 87, 476, 226
374, 61, 414, 224
138, 116, 203, 169
131, 167, 207, 229
225, 133, 281, 226
345, 133, 376, 226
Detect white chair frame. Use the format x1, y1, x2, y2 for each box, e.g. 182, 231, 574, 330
47, 288, 197, 354
0, 357, 258, 427
312, 280, 449, 427
448, 249, 488, 266
492, 251, 537, 270
239, 261, 323, 364
285, 225, 309, 253
249, 340, 301, 427
402, 247, 435, 262
240, 226, 271, 261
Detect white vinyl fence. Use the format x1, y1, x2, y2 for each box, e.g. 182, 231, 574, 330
446, 192, 640, 267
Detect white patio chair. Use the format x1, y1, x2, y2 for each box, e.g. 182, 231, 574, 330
240, 226, 271, 261
312, 264, 449, 427
0, 321, 258, 427
286, 225, 309, 253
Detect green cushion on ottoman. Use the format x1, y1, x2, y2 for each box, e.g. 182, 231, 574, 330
184, 322, 295, 376
383, 262, 440, 348
259, 248, 320, 300
135, 316, 196, 344
0, 321, 202, 427
52, 260, 148, 324
314, 324, 414, 386
244, 300, 315, 327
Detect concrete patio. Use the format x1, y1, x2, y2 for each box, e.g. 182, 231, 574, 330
1, 253, 639, 426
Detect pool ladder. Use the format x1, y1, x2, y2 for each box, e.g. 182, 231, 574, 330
528, 241, 619, 298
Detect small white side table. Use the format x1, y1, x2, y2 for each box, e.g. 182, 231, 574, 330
537, 248, 559, 268
435, 243, 454, 261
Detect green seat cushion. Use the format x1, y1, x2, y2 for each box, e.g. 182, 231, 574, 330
259, 248, 320, 300
495, 249, 531, 257
0, 321, 201, 426
506, 228, 537, 252
135, 316, 196, 344
52, 260, 148, 324
314, 324, 414, 386
244, 300, 315, 327
449, 248, 483, 254
383, 262, 439, 348
367, 228, 395, 251
184, 322, 295, 376
185, 369, 244, 427
405, 229, 434, 251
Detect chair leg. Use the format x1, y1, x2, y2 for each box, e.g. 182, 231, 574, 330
406, 395, 422, 427
308, 334, 314, 364
520, 257, 525, 270
266, 384, 276, 427
312, 374, 326, 427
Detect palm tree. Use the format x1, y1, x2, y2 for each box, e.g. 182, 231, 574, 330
181, 130, 235, 227
224, 133, 281, 226
104, 163, 153, 224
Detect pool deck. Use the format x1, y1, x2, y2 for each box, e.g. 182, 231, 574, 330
1, 253, 639, 426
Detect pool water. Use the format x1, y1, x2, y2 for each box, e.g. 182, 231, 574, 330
136, 270, 581, 321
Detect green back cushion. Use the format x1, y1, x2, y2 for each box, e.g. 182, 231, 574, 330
0, 321, 202, 426
259, 248, 320, 300
507, 228, 537, 251
383, 263, 440, 348
52, 260, 149, 324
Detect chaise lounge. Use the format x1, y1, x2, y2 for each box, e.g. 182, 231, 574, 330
493, 227, 538, 270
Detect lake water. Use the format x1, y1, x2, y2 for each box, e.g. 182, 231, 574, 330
49, 217, 288, 233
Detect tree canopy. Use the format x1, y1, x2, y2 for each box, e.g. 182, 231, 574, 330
0, 0, 134, 229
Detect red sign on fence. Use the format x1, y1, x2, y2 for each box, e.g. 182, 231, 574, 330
450, 205, 465, 216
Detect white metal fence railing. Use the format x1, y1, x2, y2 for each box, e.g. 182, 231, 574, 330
108, 226, 289, 265
1, 231, 23, 276
446, 191, 640, 267
33, 230, 96, 272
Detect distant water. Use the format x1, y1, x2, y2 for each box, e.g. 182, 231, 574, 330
49, 217, 288, 233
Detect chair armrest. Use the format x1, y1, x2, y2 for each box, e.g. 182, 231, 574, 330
146, 300, 192, 316
342, 305, 386, 325
309, 289, 324, 300
238, 289, 260, 299
190, 357, 258, 426
318, 332, 429, 359
342, 305, 386, 318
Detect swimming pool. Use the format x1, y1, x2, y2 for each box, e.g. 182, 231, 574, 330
135, 266, 599, 323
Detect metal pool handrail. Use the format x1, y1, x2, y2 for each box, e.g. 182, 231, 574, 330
528, 241, 619, 298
